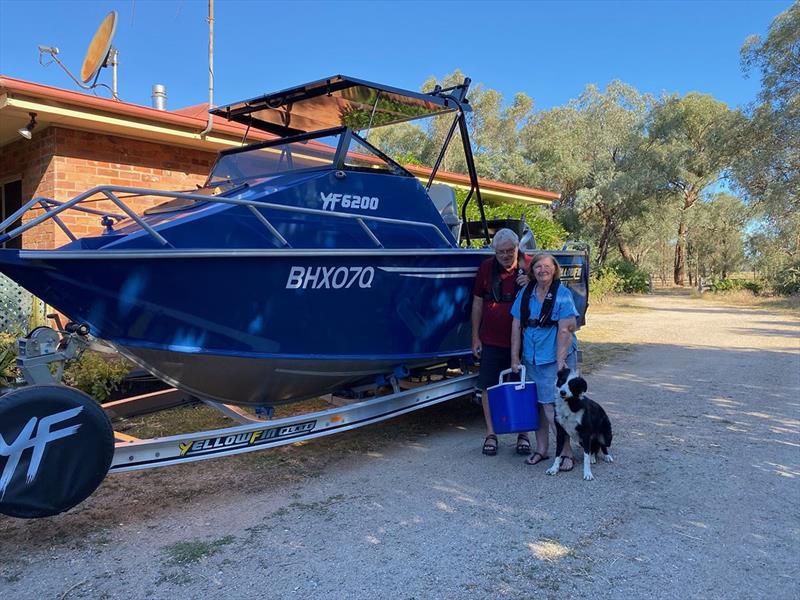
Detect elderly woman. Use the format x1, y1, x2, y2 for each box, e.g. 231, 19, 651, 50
510, 253, 580, 471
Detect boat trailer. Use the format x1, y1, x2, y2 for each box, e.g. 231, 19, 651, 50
0, 324, 477, 519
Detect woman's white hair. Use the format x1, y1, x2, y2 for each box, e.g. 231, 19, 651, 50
492, 228, 519, 248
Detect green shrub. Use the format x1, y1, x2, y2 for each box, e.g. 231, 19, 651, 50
0, 332, 18, 388
589, 267, 623, 303
609, 260, 650, 294
709, 278, 735, 292
63, 351, 130, 402
709, 278, 764, 295
772, 261, 800, 296
742, 281, 764, 295
454, 188, 567, 249
0, 329, 130, 400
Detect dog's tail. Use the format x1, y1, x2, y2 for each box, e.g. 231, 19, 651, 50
598, 411, 613, 448
603, 419, 613, 448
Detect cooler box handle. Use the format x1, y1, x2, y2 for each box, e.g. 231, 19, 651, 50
498, 367, 526, 391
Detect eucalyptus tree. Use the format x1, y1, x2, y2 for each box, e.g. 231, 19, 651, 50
521, 104, 586, 208
685, 193, 749, 282
364, 121, 432, 166
736, 2, 799, 274
469, 89, 536, 185
368, 70, 536, 184
417, 71, 535, 181
522, 81, 655, 265
646, 94, 745, 285
619, 203, 680, 285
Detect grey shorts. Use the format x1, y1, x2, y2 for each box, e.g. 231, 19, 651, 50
522, 352, 578, 404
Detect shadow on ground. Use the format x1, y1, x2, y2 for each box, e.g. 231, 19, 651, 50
1, 341, 797, 552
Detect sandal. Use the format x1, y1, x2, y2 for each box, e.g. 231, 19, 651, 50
515, 433, 531, 455
524, 452, 549, 465
482, 434, 498, 456
559, 456, 575, 471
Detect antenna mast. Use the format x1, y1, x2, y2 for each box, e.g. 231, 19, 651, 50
200, 0, 215, 138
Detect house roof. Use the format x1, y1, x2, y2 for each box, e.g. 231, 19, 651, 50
0, 75, 559, 204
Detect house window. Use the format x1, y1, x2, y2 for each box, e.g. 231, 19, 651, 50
1, 179, 22, 250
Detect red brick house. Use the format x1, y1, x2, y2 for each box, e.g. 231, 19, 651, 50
0, 76, 559, 251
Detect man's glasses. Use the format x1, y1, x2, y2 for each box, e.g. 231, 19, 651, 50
495, 248, 516, 256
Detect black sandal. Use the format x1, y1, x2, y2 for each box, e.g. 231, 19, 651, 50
515, 433, 531, 455
524, 452, 550, 465
482, 434, 498, 456
559, 455, 575, 471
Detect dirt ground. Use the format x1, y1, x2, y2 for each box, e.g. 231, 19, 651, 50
1, 291, 798, 600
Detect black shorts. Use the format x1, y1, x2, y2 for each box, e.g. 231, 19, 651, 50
477, 344, 518, 391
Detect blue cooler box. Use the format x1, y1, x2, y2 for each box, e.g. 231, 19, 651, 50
487, 367, 539, 434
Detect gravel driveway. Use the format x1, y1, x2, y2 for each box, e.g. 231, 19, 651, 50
1, 292, 798, 599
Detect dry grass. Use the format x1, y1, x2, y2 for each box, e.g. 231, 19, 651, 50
118, 404, 233, 439
576, 295, 641, 372
693, 289, 800, 316
579, 342, 631, 373
527, 539, 573, 562
118, 396, 335, 440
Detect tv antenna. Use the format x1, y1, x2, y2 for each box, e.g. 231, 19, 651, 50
38, 11, 120, 100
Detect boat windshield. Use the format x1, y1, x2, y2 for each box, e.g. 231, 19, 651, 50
207, 133, 341, 187
206, 130, 408, 187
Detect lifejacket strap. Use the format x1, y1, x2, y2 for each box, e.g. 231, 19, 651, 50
521, 278, 561, 330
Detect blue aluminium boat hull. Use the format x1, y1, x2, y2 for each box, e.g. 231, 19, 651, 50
0, 248, 492, 405
0, 247, 589, 405
0, 247, 589, 406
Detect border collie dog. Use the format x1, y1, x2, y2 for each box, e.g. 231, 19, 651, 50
546, 368, 613, 481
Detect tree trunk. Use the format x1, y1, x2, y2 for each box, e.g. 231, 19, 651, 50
615, 232, 635, 263
673, 189, 700, 286
674, 217, 687, 285
597, 220, 612, 265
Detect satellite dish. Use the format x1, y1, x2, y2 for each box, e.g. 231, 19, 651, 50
37, 9, 121, 99
80, 11, 117, 83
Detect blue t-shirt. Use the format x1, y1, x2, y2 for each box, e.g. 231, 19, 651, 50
510, 283, 579, 365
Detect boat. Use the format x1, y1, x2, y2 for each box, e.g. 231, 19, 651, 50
0, 75, 589, 408
0, 76, 591, 518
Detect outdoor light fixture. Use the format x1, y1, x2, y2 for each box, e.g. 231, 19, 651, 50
17, 113, 37, 140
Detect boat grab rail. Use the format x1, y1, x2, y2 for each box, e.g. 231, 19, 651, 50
0, 185, 453, 249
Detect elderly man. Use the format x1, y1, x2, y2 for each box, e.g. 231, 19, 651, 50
471, 228, 531, 456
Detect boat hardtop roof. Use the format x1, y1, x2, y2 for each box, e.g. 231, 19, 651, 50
211, 75, 471, 137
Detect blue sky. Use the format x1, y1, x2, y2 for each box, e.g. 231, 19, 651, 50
0, 0, 792, 113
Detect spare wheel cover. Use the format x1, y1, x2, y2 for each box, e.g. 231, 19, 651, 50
0, 385, 114, 519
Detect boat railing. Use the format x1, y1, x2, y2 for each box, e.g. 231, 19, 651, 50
0, 185, 453, 249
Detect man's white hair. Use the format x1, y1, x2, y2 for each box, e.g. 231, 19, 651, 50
492, 228, 519, 248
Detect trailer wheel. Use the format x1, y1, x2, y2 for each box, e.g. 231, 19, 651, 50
0, 385, 114, 518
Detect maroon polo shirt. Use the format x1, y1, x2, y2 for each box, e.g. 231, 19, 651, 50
472, 255, 530, 348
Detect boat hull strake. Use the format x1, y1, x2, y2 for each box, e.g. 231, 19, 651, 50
119, 345, 462, 406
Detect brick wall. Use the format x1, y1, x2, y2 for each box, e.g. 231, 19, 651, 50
0, 127, 57, 248
0, 126, 216, 248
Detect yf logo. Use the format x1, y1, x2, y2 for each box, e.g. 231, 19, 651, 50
0, 407, 83, 499
320, 192, 380, 211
